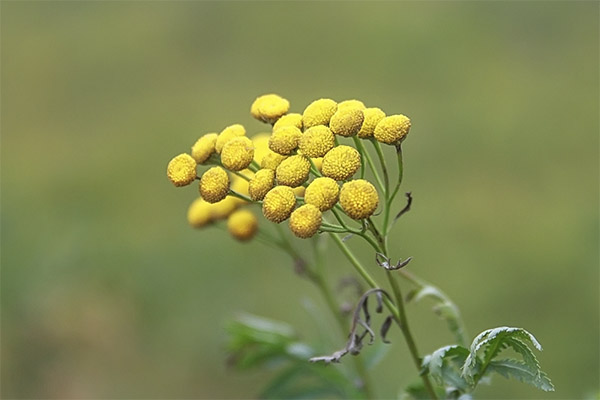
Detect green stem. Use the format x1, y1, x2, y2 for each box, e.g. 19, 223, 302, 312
352, 137, 366, 179
371, 140, 390, 196
356, 139, 385, 193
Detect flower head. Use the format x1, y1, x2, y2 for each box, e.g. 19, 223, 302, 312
187, 197, 213, 228
358, 108, 386, 139
191, 133, 218, 164
321, 145, 361, 181
302, 98, 338, 129
227, 209, 258, 241
167, 153, 197, 187
289, 204, 322, 239
269, 125, 302, 155
339, 179, 379, 220
210, 196, 239, 220
261, 151, 288, 170
216, 124, 246, 154
199, 166, 230, 203
374, 114, 411, 145
250, 94, 290, 124
221, 136, 255, 171
337, 99, 366, 112
248, 168, 275, 201
251, 133, 272, 165
276, 155, 311, 187
230, 172, 252, 205
262, 185, 296, 223
273, 113, 303, 131
299, 125, 335, 158
304, 177, 340, 211
330, 108, 365, 137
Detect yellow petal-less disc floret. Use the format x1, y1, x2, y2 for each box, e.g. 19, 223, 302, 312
269, 125, 301, 155
304, 177, 340, 211
261, 151, 288, 170
210, 196, 239, 220
216, 124, 246, 154
191, 133, 218, 164
373, 114, 411, 145
227, 209, 258, 241
330, 108, 365, 137
250, 94, 290, 124
276, 155, 311, 187
299, 125, 335, 158
289, 204, 322, 239
262, 185, 297, 223
230, 172, 252, 206
252, 133, 272, 165
221, 136, 255, 171
199, 166, 230, 203
248, 169, 275, 201
167, 153, 197, 187
339, 179, 379, 220
302, 98, 338, 129
273, 113, 303, 131
358, 108, 386, 139
337, 99, 366, 112
321, 145, 361, 181
311, 157, 323, 172
187, 197, 213, 228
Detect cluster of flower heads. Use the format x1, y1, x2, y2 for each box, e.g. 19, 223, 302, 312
167, 94, 411, 242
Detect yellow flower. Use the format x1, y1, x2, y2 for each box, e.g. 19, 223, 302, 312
187, 197, 213, 228
276, 155, 311, 187
210, 196, 239, 220
248, 169, 275, 201
374, 114, 411, 145
358, 108, 386, 139
304, 177, 340, 211
337, 99, 366, 111
299, 125, 335, 158
252, 133, 272, 165
250, 94, 290, 124
262, 185, 296, 223
302, 98, 338, 129
293, 186, 306, 197
215, 124, 246, 154
231, 171, 252, 205
199, 166, 230, 203
339, 179, 379, 220
321, 145, 361, 181
227, 209, 258, 241
311, 157, 323, 172
330, 108, 364, 137
273, 113, 303, 131
269, 125, 301, 155
191, 133, 218, 164
261, 151, 288, 170
289, 204, 322, 239
221, 136, 255, 171
167, 153, 197, 187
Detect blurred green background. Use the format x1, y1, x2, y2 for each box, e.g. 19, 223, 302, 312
2, 1, 598, 398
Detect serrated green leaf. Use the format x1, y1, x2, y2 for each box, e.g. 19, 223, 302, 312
422, 345, 470, 390
487, 359, 555, 392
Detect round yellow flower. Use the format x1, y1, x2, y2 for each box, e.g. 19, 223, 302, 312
311, 157, 323, 172
262, 185, 296, 223
250, 94, 290, 124
302, 98, 338, 129
221, 136, 255, 171
252, 133, 272, 165
248, 169, 275, 201
298, 125, 335, 158
374, 114, 411, 145
330, 108, 364, 137
339, 179, 379, 220
261, 151, 288, 170
273, 113, 303, 131
216, 124, 246, 154
321, 145, 361, 181
358, 108, 386, 139
293, 186, 306, 197
289, 204, 322, 239
227, 209, 258, 241
199, 166, 230, 203
337, 99, 366, 112
304, 177, 340, 211
230, 172, 252, 205
276, 155, 311, 187
187, 197, 213, 228
167, 153, 197, 187
269, 125, 301, 155
210, 196, 239, 220
191, 133, 218, 164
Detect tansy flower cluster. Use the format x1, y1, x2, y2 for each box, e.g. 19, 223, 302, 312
166, 93, 411, 241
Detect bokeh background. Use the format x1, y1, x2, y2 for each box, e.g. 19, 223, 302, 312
2, 1, 598, 399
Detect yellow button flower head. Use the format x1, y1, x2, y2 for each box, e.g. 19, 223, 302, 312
187, 197, 213, 228
337, 99, 366, 112
273, 113, 303, 131
304, 177, 340, 211
374, 114, 411, 145
262, 185, 296, 223
248, 168, 275, 201
230, 171, 252, 205
269, 125, 301, 155
293, 186, 306, 197
199, 166, 230, 203
299, 125, 335, 158
261, 151, 288, 170
358, 108, 386, 139
210, 196, 239, 220
221, 136, 255, 171
216, 124, 246, 154
191, 133, 218, 164
252, 133, 272, 165
167, 153, 197, 187
250, 94, 290, 124
311, 157, 323, 172
330, 108, 365, 137
276, 154, 311, 187
227, 209, 258, 241
289, 204, 322, 239
339, 179, 379, 220
302, 98, 338, 129
321, 145, 361, 181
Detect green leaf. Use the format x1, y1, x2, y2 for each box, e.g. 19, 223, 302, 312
422, 345, 470, 391
487, 359, 555, 392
